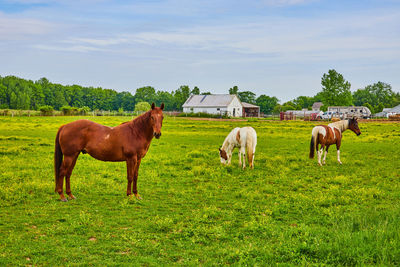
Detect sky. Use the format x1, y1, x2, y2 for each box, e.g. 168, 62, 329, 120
0, 0, 399, 102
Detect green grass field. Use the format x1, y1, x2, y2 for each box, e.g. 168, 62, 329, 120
1, 116, 399, 265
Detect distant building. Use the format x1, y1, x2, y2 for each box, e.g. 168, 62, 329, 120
312, 102, 323, 111
374, 104, 400, 117
242, 102, 260, 117
182, 94, 244, 117
327, 106, 371, 118
182, 94, 260, 117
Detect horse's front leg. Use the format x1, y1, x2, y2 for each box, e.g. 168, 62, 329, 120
132, 158, 142, 200
238, 150, 242, 167
126, 156, 137, 197
336, 141, 342, 164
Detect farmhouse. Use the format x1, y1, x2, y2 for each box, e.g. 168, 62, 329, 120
183, 94, 244, 117
182, 94, 261, 117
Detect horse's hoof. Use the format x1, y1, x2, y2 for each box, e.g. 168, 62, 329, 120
134, 194, 142, 200
68, 195, 76, 200
60, 198, 68, 202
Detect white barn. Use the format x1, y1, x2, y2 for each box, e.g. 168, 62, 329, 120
182, 94, 243, 117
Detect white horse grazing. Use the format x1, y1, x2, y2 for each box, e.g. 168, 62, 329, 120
219, 127, 257, 169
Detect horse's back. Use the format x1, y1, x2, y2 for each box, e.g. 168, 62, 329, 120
240, 127, 257, 141
58, 120, 115, 156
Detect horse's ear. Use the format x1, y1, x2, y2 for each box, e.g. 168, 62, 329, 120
160, 103, 165, 110
151, 103, 155, 110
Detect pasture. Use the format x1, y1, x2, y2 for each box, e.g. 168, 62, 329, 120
0, 116, 399, 265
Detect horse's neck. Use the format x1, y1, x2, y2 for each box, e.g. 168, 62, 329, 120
329, 120, 348, 133
222, 130, 237, 153
130, 112, 153, 140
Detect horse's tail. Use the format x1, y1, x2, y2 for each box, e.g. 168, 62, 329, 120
54, 127, 63, 192
309, 127, 318, 159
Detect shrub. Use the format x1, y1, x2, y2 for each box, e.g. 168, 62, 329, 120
61, 105, 72, 115
39, 105, 54, 116
79, 106, 90, 115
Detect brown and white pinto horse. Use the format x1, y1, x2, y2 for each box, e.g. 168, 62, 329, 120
309, 118, 361, 166
54, 103, 164, 201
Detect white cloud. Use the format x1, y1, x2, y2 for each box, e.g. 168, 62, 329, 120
34, 44, 104, 52
0, 12, 54, 40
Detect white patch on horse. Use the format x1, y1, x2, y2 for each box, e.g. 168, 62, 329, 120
329, 126, 336, 140
105, 134, 110, 140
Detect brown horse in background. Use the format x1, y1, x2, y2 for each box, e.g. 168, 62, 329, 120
309, 118, 361, 166
54, 103, 164, 201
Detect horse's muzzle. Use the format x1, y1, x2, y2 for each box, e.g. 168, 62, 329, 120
154, 132, 161, 139
357, 132, 361, 136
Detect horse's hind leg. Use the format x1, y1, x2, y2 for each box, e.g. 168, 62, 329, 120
323, 145, 330, 165
240, 147, 246, 169
56, 155, 76, 201
317, 144, 324, 166
65, 153, 79, 200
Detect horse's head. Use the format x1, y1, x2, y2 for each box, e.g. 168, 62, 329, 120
219, 147, 228, 164
150, 102, 164, 139
348, 117, 361, 136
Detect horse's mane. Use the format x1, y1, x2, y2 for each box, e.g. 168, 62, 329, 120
328, 120, 349, 133
222, 127, 240, 152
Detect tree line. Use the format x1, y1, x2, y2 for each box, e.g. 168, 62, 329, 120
1, 70, 399, 114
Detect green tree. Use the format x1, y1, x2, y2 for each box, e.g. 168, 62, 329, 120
0, 84, 8, 108
156, 91, 174, 111
191, 86, 200, 95
281, 101, 296, 112
174, 85, 190, 111
293, 95, 314, 110
229, 86, 239, 95
363, 102, 374, 114
320, 69, 352, 106
353, 82, 394, 108
238, 91, 256, 104
256, 95, 279, 114
134, 86, 156, 103
134, 102, 151, 113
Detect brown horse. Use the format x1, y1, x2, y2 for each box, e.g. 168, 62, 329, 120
54, 103, 164, 201
309, 118, 361, 166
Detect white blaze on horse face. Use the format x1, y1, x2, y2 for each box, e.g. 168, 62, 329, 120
105, 134, 110, 140
220, 157, 226, 164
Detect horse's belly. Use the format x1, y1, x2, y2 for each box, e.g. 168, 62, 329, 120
86, 147, 125, 162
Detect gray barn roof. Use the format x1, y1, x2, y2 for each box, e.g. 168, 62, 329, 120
182, 94, 239, 107
390, 104, 400, 113
242, 102, 259, 108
